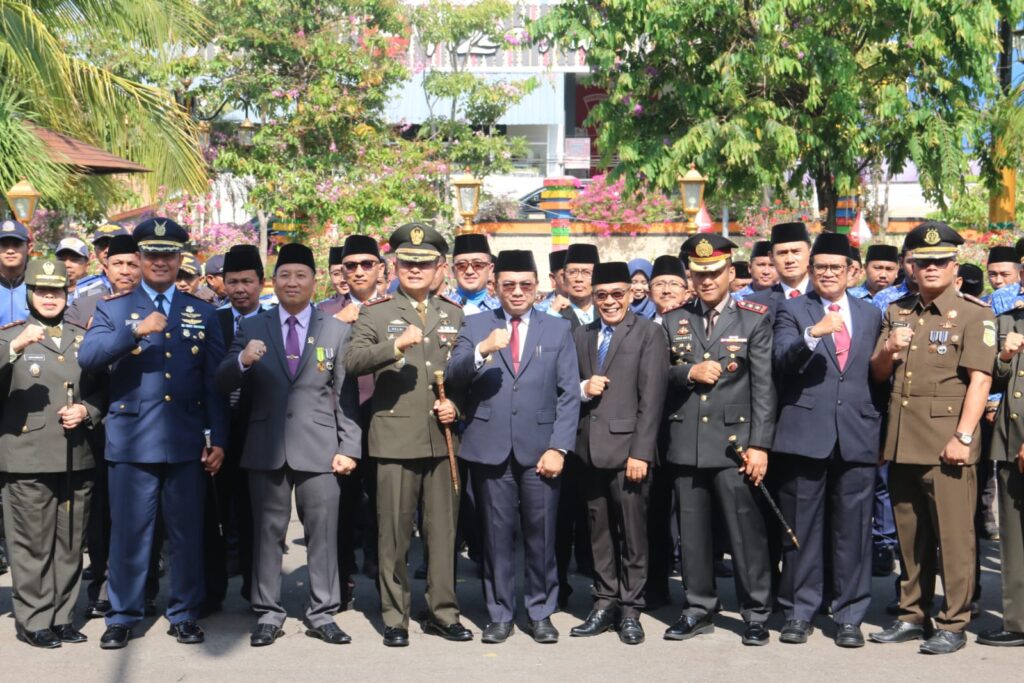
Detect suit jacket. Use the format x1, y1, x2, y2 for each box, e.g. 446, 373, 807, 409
573, 311, 668, 468
64, 290, 106, 329
447, 307, 580, 466
771, 291, 885, 462
215, 307, 361, 472
317, 293, 351, 317
78, 287, 228, 463
0, 318, 106, 472
663, 297, 776, 468
993, 309, 1024, 461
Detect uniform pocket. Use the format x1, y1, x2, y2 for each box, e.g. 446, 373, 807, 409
109, 400, 140, 416
609, 418, 636, 433
724, 404, 750, 424
930, 398, 963, 418
537, 409, 555, 424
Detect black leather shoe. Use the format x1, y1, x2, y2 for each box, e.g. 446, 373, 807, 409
250, 624, 284, 647
16, 627, 61, 649
978, 628, 1024, 647
86, 600, 110, 619
526, 618, 559, 644
99, 624, 132, 649
481, 622, 514, 644
167, 620, 205, 644
383, 626, 409, 647
424, 619, 473, 641
742, 621, 770, 646
835, 623, 865, 648
570, 609, 618, 637
664, 614, 714, 641
618, 617, 644, 645
869, 620, 927, 644
306, 622, 351, 645
52, 624, 87, 644
920, 629, 966, 654
779, 619, 814, 644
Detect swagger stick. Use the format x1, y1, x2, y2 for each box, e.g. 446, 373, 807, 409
433, 370, 460, 494
64, 383, 74, 526
204, 429, 224, 537
728, 436, 800, 549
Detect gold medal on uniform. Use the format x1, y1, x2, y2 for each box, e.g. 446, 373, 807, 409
930, 330, 948, 355
947, 310, 957, 320
191, 345, 199, 355
29, 363, 40, 377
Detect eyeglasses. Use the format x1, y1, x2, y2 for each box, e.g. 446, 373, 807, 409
594, 289, 628, 302
500, 280, 536, 293
342, 259, 380, 272
565, 268, 594, 278
915, 257, 954, 269
651, 281, 685, 291
812, 263, 847, 275
454, 259, 491, 273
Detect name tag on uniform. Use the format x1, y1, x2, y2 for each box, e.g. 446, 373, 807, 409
720, 336, 747, 344
387, 319, 407, 335
24, 353, 45, 362
438, 325, 458, 335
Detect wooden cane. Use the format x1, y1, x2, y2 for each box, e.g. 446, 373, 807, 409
433, 370, 460, 494
64, 383, 74, 543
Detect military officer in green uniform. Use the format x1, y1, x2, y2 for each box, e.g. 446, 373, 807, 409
0, 260, 106, 648
869, 222, 996, 655
345, 222, 471, 647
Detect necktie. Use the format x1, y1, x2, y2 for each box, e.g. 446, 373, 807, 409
155, 293, 168, 315
285, 316, 300, 378
829, 303, 851, 371
415, 300, 427, 326
510, 317, 521, 374
598, 325, 613, 371
788, 290, 800, 299
705, 308, 718, 337
230, 313, 244, 408
234, 313, 243, 335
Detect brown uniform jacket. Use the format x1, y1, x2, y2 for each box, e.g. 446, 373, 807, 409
875, 285, 995, 464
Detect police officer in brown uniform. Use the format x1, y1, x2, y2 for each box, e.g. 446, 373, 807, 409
868, 222, 995, 655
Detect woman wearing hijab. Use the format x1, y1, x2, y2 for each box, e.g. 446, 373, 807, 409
0, 259, 105, 648
627, 258, 656, 319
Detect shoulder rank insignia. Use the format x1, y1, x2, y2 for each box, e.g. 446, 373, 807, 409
0, 319, 25, 331
363, 295, 392, 307
438, 294, 463, 308
103, 291, 131, 301
958, 292, 991, 308
736, 300, 768, 315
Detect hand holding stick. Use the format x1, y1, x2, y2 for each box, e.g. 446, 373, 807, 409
204, 429, 224, 537
728, 436, 799, 549
433, 370, 460, 494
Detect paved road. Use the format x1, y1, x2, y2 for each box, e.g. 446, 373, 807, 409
0, 512, 1018, 681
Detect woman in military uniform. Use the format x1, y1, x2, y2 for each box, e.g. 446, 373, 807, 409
0, 260, 105, 648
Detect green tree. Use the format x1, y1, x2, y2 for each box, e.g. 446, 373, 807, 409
534, 0, 1024, 231
0, 0, 208, 206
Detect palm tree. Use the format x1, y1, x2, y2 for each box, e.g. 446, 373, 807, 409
0, 0, 208, 206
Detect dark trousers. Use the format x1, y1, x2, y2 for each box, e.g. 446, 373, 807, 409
777, 453, 874, 625
584, 466, 649, 618
556, 455, 593, 595
3, 471, 92, 631
646, 462, 675, 601
997, 462, 1024, 632
674, 465, 771, 623
472, 455, 560, 622
106, 460, 205, 627
872, 463, 898, 553
202, 458, 250, 608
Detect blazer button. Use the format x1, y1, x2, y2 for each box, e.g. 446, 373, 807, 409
164, 395, 172, 402
425, 361, 432, 367
287, 412, 293, 418
165, 372, 171, 379
839, 376, 844, 382
165, 351, 172, 358
513, 385, 518, 392
590, 415, 596, 421
837, 400, 842, 406
423, 337, 429, 343
512, 409, 517, 415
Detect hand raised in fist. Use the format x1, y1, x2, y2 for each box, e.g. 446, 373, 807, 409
240, 339, 267, 367
395, 324, 423, 351
11, 324, 45, 353
479, 327, 511, 357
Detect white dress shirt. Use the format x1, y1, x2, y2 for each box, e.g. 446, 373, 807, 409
804, 293, 853, 351
781, 277, 810, 300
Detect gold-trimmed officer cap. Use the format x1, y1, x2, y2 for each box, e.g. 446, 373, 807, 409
679, 234, 738, 273
389, 222, 447, 263
25, 259, 68, 288
904, 220, 962, 259
134, 217, 189, 253
90, 222, 129, 245
178, 252, 201, 277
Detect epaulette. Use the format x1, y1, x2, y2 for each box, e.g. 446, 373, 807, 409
364, 295, 392, 307
439, 294, 463, 308
736, 299, 768, 315
103, 291, 131, 301
0, 320, 25, 331
958, 292, 991, 308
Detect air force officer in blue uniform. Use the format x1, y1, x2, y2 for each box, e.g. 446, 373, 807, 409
79, 218, 228, 649
447, 250, 580, 645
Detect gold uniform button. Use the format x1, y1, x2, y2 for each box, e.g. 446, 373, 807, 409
425, 361, 432, 367
739, 416, 746, 422
906, 371, 912, 377
21, 425, 28, 433
700, 395, 707, 402
165, 332, 172, 339
1016, 391, 1023, 399
701, 416, 708, 423
57, 355, 64, 362
423, 337, 429, 343
901, 400, 908, 407
1013, 413, 1020, 420
1018, 370, 1024, 377
947, 406, 953, 413
917, 318, 925, 326
703, 352, 711, 359
119, 404, 125, 409
165, 351, 172, 358
164, 395, 172, 402
910, 345, 917, 351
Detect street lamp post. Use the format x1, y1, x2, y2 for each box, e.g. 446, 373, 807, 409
678, 163, 707, 233
452, 173, 483, 233
4, 178, 42, 223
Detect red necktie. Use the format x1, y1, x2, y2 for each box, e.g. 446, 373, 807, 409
788, 290, 800, 299
829, 303, 851, 371
510, 317, 521, 374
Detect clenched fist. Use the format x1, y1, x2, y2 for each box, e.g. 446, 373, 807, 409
240, 339, 267, 367
584, 375, 610, 398
1001, 331, 1024, 362
334, 303, 361, 324
548, 295, 570, 314
11, 324, 45, 353
479, 327, 511, 357
396, 324, 423, 351
135, 311, 167, 338
811, 311, 845, 338
883, 326, 914, 355
688, 360, 722, 385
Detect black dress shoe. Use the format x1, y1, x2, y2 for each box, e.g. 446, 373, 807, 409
779, 619, 814, 644
869, 620, 927, 644
618, 617, 644, 645
742, 621, 770, 646
52, 624, 88, 644
978, 628, 1024, 646
306, 623, 352, 645
664, 613, 714, 641
481, 622, 514, 644
167, 620, 205, 644
383, 626, 409, 647
86, 600, 111, 620
16, 627, 61, 649
250, 624, 284, 647
919, 629, 966, 654
100, 624, 132, 650
527, 618, 559, 644
835, 623, 865, 648
570, 609, 618, 637
424, 619, 473, 641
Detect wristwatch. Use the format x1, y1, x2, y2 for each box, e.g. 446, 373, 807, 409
954, 431, 974, 446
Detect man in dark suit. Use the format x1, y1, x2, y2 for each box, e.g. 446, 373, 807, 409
570, 261, 669, 645
317, 247, 351, 317
78, 218, 228, 649
661, 235, 775, 646
747, 222, 812, 317
772, 232, 886, 648
447, 249, 580, 644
